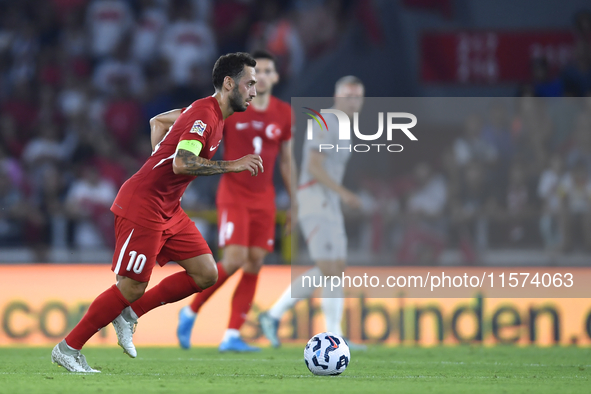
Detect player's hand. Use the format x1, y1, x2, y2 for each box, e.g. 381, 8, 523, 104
230, 154, 264, 176
340, 189, 362, 209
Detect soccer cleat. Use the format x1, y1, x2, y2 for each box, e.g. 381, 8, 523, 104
258, 312, 281, 348
218, 336, 260, 352
112, 311, 138, 358
177, 306, 196, 350
51, 341, 100, 373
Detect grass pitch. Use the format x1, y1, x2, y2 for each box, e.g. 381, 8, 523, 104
0, 346, 589, 394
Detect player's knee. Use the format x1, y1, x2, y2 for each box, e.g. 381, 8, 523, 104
192, 264, 218, 290
243, 257, 263, 273
118, 279, 148, 303
223, 258, 245, 275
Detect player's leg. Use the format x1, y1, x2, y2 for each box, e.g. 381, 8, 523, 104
317, 259, 346, 337
260, 216, 327, 347
177, 245, 247, 348
177, 205, 249, 348
114, 216, 214, 355
131, 253, 215, 317
114, 253, 216, 355
53, 217, 160, 371
220, 246, 267, 352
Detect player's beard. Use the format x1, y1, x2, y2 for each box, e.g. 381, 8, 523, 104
229, 85, 248, 112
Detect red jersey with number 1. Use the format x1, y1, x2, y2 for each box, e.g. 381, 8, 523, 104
217, 96, 292, 209
111, 96, 224, 230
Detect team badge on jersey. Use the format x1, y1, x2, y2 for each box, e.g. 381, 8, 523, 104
265, 123, 282, 140
190, 120, 207, 136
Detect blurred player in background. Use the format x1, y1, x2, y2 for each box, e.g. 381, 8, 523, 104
177, 50, 296, 352
259, 76, 364, 348
51, 53, 263, 373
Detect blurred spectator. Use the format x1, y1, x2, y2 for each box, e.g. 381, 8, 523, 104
573, 9, 591, 46
1, 80, 39, 137
561, 41, 591, 96
131, 0, 168, 64
9, 20, 39, 84
86, 0, 133, 59
0, 144, 24, 190
212, 0, 253, 54
558, 160, 591, 252
481, 101, 513, 162
0, 169, 27, 246
548, 94, 580, 151
58, 73, 90, 119
295, 0, 345, 58
170, 63, 211, 107
0, 115, 25, 158
531, 57, 564, 97
398, 162, 447, 264
65, 165, 117, 248
450, 163, 490, 262
92, 132, 139, 187
93, 37, 146, 96
247, 0, 303, 79
102, 79, 143, 152
30, 165, 69, 254
565, 114, 591, 174
60, 7, 88, 58
160, 0, 217, 86
512, 96, 552, 177
453, 114, 496, 167
481, 101, 514, 193
0, 168, 44, 249
503, 164, 536, 245
21, 124, 75, 168
538, 155, 564, 252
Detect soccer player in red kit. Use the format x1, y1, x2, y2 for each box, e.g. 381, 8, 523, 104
175, 50, 295, 352
51, 52, 263, 373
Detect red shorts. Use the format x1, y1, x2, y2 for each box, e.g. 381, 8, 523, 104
111, 214, 212, 282
217, 204, 276, 252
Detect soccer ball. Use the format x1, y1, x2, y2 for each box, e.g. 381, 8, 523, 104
303, 332, 350, 376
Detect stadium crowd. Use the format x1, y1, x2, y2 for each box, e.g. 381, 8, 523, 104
0, 0, 360, 258
0, 0, 590, 264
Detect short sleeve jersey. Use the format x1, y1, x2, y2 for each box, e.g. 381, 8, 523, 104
297, 110, 352, 218
299, 110, 351, 189
216, 96, 292, 209
111, 96, 224, 230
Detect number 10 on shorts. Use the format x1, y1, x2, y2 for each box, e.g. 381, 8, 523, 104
127, 251, 147, 274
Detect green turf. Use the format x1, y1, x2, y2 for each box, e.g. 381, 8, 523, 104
0, 346, 589, 394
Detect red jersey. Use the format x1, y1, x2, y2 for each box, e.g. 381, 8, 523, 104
217, 96, 292, 209
111, 96, 224, 230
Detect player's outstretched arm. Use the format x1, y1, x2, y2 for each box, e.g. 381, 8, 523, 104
307, 150, 361, 209
280, 140, 297, 199
150, 109, 183, 151
280, 140, 298, 234
173, 149, 264, 176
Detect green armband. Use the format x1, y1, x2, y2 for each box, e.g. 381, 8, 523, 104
176, 140, 203, 156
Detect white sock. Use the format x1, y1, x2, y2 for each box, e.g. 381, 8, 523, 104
321, 286, 344, 337
268, 267, 323, 320
181, 305, 196, 318
124, 306, 139, 321
222, 328, 240, 342
60, 339, 80, 354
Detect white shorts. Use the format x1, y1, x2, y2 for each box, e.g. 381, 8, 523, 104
299, 215, 347, 261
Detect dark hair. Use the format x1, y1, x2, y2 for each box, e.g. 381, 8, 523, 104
251, 49, 275, 62
212, 52, 256, 90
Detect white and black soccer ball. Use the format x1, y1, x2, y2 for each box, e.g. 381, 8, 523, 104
303, 332, 350, 376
